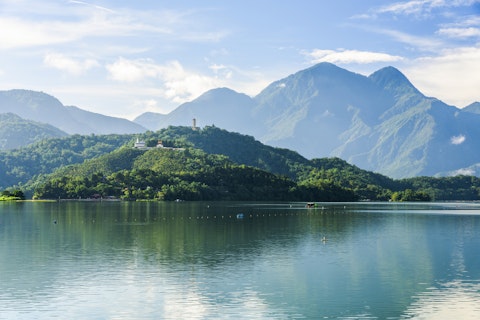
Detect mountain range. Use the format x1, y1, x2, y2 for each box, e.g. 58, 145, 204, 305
1, 63, 479, 178
134, 63, 480, 178
0, 89, 146, 135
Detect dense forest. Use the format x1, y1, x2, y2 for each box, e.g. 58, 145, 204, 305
0, 133, 132, 189
31, 148, 355, 202
0, 189, 24, 201
1, 126, 480, 202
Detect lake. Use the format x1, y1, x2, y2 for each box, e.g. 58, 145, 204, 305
1, 201, 480, 319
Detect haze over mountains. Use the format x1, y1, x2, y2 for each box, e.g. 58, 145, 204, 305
0, 113, 67, 150
1, 63, 480, 179
134, 63, 480, 178
0, 89, 146, 135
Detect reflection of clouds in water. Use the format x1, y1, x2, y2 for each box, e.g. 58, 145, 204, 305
402, 280, 480, 319
403, 229, 480, 319
164, 288, 289, 319
163, 289, 209, 319
18, 268, 289, 320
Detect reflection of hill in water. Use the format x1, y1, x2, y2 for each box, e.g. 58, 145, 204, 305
3, 201, 480, 319
33, 202, 369, 262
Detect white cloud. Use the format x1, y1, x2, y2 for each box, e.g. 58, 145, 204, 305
438, 27, 480, 38
304, 49, 404, 64
106, 58, 158, 82
376, 0, 478, 17
404, 46, 480, 107
131, 99, 161, 115
451, 134, 466, 145
377, 0, 429, 16
209, 64, 233, 79
0, 17, 72, 49
0, 13, 151, 50
0, 1, 225, 50
44, 53, 99, 75
106, 58, 224, 104
68, 0, 116, 14
437, 15, 480, 39
376, 28, 444, 51
452, 168, 475, 175
356, 2, 478, 52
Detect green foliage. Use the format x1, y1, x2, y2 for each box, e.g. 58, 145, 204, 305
390, 189, 431, 202
0, 189, 25, 200
2, 125, 480, 202
0, 113, 67, 150
0, 133, 133, 190
305, 157, 395, 200
398, 175, 480, 201
31, 148, 320, 201
151, 125, 311, 179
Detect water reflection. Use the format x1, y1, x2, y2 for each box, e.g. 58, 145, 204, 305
1, 201, 480, 319
402, 280, 480, 319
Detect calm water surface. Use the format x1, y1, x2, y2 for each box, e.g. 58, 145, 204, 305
1, 201, 480, 319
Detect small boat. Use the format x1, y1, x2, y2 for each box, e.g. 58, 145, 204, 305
306, 202, 316, 208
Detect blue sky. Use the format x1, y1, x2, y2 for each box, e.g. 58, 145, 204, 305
0, 0, 479, 119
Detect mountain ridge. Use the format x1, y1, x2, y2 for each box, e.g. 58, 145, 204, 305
0, 89, 146, 135
134, 62, 479, 178
2, 62, 480, 178
13, 125, 480, 202
0, 112, 68, 150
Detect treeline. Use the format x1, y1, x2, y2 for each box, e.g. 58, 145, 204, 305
0, 133, 133, 189
32, 148, 355, 202
399, 175, 480, 201
0, 113, 67, 150
0, 189, 25, 201
3, 125, 480, 202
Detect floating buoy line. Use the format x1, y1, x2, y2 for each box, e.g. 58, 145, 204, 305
63, 205, 349, 224
101, 206, 349, 224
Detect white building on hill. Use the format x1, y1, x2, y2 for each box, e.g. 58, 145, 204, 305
134, 138, 146, 149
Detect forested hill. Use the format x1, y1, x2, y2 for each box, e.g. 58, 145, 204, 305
141, 126, 311, 179
0, 134, 133, 189
32, 147, 357, 201
0, 113, 67, 150
2, 125, 480, 201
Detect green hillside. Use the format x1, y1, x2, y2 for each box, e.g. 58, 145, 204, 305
0, 113, 67, 150
32, 146, 355, 201
2, 125, 480, 201
0, 134, 133, 189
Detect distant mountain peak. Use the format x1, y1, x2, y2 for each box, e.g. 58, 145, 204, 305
308, 61, 343, 71
369, 66, 421, 97
298, 62, 359, 79
205, 87, 240, 94
0, 112, 23, 121
197, 87, 250, 101
4, 89, 63, 106
463, 101, 480, 114
0, 89, 146, 135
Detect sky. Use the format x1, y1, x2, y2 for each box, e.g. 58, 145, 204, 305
0, 0, 479, 119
